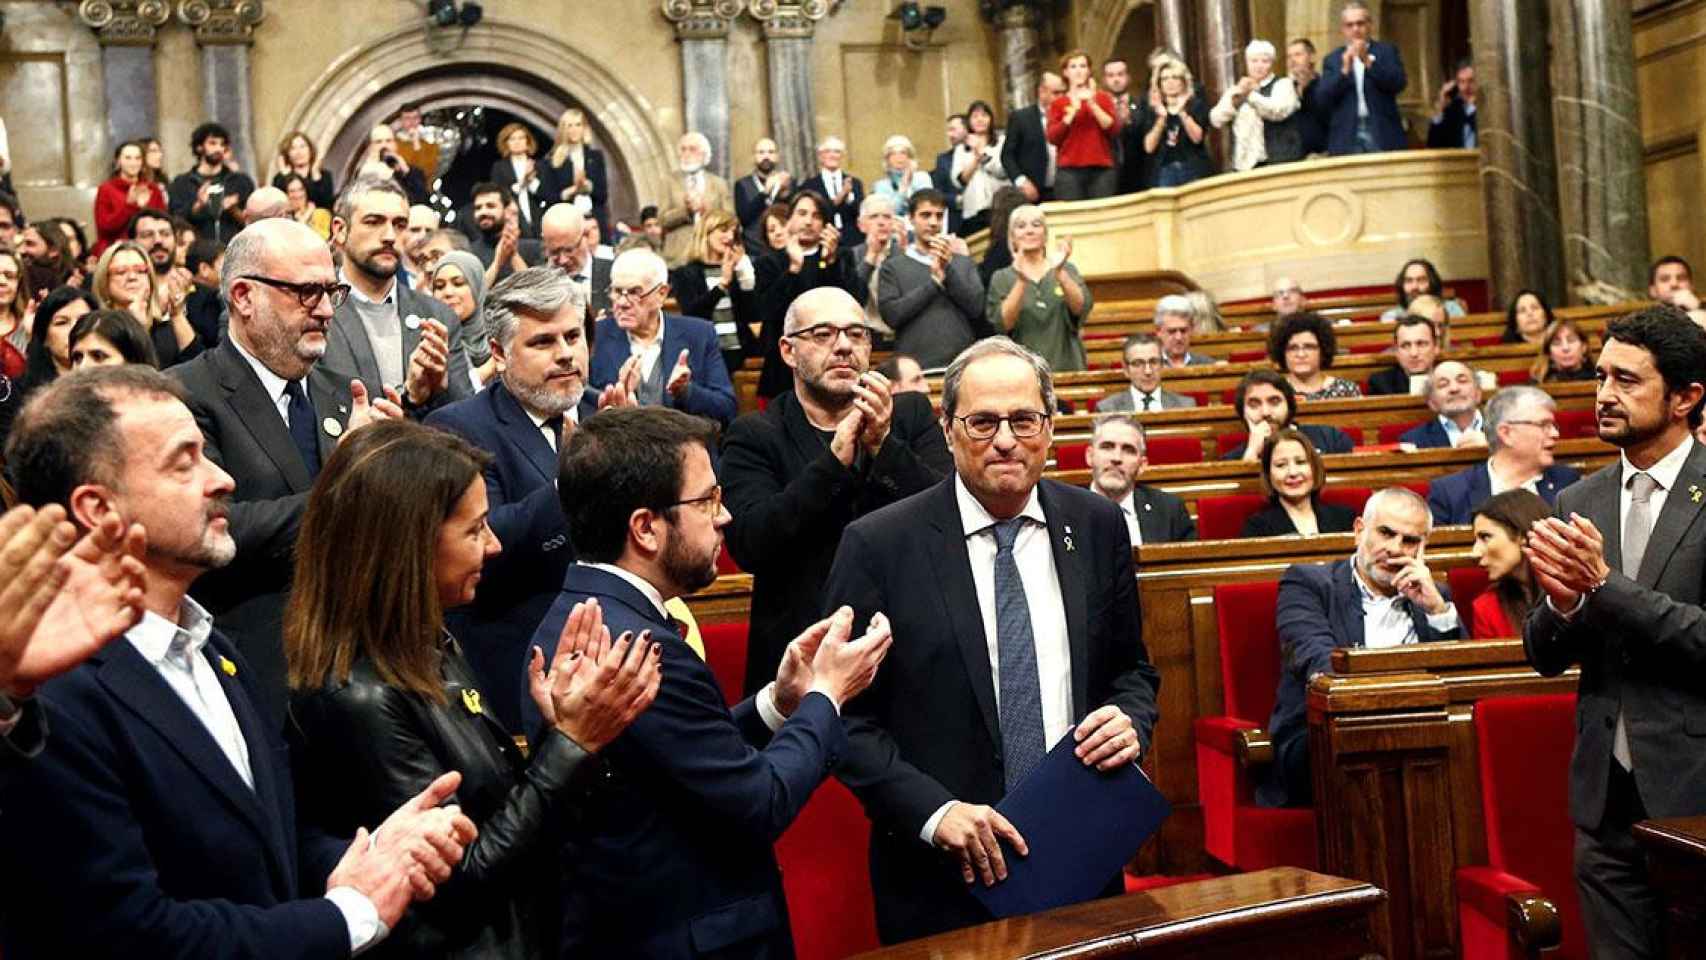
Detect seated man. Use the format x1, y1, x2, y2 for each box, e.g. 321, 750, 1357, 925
1096, 333, 1198, 411
1222, 369, 1355, 460
1427, 385, 1580, 525
874, 353, 929, 394
1366, 314, 1438, 396
1271, 276, 1307, 320
1649, 254, 1697, 311
1400, 360, 1485, 449
1086, 413, 1196, 544
1155, 295, 1215, 367
1258, 487, 1462, 807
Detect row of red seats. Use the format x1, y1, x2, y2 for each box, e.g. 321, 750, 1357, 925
1069, 366, 1546, 412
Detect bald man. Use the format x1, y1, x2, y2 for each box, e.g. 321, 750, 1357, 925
540, 203, 610, 316
168, 217, 402, 719
721, 286, 952, 694
242, 186, 291, 223
366, 122, 429, 204
1399, 360, 1487, 449
736, 136, 793, 247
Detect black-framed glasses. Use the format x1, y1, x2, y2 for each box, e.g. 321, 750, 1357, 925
610, 281, 664, 304
954, 410, 1051, 440
240, 275, 350, 309
786, 323, 871, 347
668, 485, 723, 516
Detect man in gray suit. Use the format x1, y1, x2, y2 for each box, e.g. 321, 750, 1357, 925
877, 189, 984, 369
1096, 333, 1199, 412
326, 175, 470, 413
1525, 307, 1706, 958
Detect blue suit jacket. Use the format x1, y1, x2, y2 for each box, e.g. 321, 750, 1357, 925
1427, 462, 1581, 526
529, 565, 845, 959
588, 313, 738, 425
1260, 558, 1459, 806
424, 379, 597, 731
0, 630, 350, 958
1315, 41, 1408, 155
1400, 417, 1456, 450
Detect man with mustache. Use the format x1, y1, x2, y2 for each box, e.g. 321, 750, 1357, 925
735, 137, 792, 250
127, 208, 199, 335
424, 267, 633, 729
326, 175, 470, 412
460, 182, 536, 282
1258, 486, 1461, 808
167, 217, 402, 721
165, 122, 255, 247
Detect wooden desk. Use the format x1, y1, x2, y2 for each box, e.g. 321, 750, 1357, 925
1634, 816, 1706, 959
851, 868, 1384, 960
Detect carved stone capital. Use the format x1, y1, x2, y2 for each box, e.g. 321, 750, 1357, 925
662, 0, 744, 40
176, 0, 265, 45
78, 0, 173, 46
749, 0, 830, 39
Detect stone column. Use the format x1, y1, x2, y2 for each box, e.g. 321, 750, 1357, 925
1198, 0, 1251, 170
77, 0, 171, 152
1154, 0, 1193, 61
1549, 0, 1650, 302
1471, 0, 1566, 308
176, 0, 265, 176
662, 0, 742, 181
990, 2, 1044, 113
749, 0, 831, 181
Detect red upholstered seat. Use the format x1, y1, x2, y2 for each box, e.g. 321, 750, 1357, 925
1144, 435, 1203, 465
776, 779, 879, 960
1556, 408, 1597, 440
1496, 368, 1532, 386
1379, 420, 1425, 445
1456, 694, 1584, 959
1447, 566, 1491, 632
1055, 443, 1089, 470
1193, 580, 1317, 871
1183, 391, 1211, 407
698, 621, 748, 707
1229, 348, 1268, 362
1475, 334, 1508, 347
1195, 494, 1268, 540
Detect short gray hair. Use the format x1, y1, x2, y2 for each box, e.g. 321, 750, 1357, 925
483, 266, 585, 351
1484, 384, 1554, 453
611, 246, 668, 288
1155, 294, 1194, 321
860, 193, 898, 217
219, 227, 267, 310
1245, 39, 1276, 60
1361, 486, 1432, 534
941, 337, 1056, 420
1092, 412, 1146, 451
333, 174, 408, 225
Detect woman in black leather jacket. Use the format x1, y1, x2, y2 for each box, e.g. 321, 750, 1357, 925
284, 420, 662, 959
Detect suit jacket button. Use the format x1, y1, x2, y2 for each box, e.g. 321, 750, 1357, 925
1604, 717, 1615, 729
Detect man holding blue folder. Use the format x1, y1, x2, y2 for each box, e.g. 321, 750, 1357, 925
823, 337, 1162, 944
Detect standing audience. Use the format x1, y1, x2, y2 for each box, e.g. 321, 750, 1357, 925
1210, 40, 1301, 171
167, 122, 255, 247
93, 141, 166, 256
543, 108, 610, 238
953, 101, 1010, 234
271, 131, 336, 211
1047, 51, 1123, 200
986, 204, 1091, 371
1315, 0, 1408, 155
68, 309, 160, 369
871, 135, 934, 217
878, 190, 984, 369
1143, 55, 1211, 187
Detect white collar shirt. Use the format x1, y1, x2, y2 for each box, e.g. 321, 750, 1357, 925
580, 561, 670, 622
1440, 410, 1485, 448
628, 317, 666, 385
524, 402, 580, 454
229, 334, 294, 427
1116, 490, 1144, 546
126, 597, 253, 789
1129, 386, 1164, 411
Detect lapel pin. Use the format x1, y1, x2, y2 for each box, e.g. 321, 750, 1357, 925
1692, 484, 1702, 504
322, 417, 343, 439
404, 313, 423, 330
218, 656, 237, 677
1063, 523, 1075, 553
461, 688, 484, 717
1143, 502, 1153, 512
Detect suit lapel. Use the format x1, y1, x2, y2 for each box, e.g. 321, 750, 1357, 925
1587, 465, 1624, 573
204, 637, 295, 898
1638, 442, 1706, 587
1039, 483, 1090, 716
331, 300, 382, 388
926, 482, 1001, 747
492, 382, 559, 485
213, 342, 312, 492
1333, 559, 1366, 649
306, 365, 349, 464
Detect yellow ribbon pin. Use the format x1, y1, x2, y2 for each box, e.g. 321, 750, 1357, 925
1691, 484, 1702, 504
219, 656, 237, 677
461, 688, 484, 716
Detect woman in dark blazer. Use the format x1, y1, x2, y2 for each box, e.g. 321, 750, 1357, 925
490, 122, 548, 238
542, 108, 610, 238
669, 208, 761, 379
1241, 428, 1357, 537
284, 420, 660, 959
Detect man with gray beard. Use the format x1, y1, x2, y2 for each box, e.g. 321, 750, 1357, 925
721, 286, 951, 695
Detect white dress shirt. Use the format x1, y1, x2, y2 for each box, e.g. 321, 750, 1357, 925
525, 403, 579, 454
1352, 563, 1459, 649
1129, 386, 1164, 411
1439, 410, 1485, 448
1352, 54, 1370, 119
1486, 461, 1541, 498
921, 477, 1073, 843
628, 318, 666, 386
1116, 490, 1144, 546
229, 334, 294, 427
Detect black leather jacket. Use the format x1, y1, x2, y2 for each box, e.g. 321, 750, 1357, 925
287, 639, 598, 959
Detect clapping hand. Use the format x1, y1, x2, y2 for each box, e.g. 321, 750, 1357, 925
345, 379, 405, 438
329, 772, 479, 927
404, 319, 451, 406
665, 349, 693, 397
1048, 236, 1073, 273
1525, 514, 1611, 610
527, 599, 662, 752
821, 223, 842, 261
852, 371, 893, 455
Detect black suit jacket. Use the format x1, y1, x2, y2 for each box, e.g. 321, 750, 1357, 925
0, 630, 350, 958
489, 159, 548, 238
1240, 497, 1358, 538
798, 172, 865, 248
822, 478, 1161, 943
734, 171, 787, 246
1525, 441, 1706, 830
1365, 364, 1417, 396
541, 146, 611, 238
752, 248, 867, 399
1131, 484, 1196, 543
1001, 105, 1051, 194
930, 148, 962, 232
1426, 96, 1477, 149
669, 260, 761, 372
169, 338, 354, 724
721, 390, 951, 696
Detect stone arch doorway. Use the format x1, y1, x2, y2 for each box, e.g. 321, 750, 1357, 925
275, 18, 674, 228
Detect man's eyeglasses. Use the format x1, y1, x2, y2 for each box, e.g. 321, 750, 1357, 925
786, 323, 871, 347
611, 282, 664, 303
1126, 357, 1161, 369
668, 485, 723, 516
1502, 419, 1559, 434
954, 410, 1050, 440
241, 275, 350, 309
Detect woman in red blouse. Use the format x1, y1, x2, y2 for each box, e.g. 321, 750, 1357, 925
1046, 49, 1122, 201
92, 141, 165, 257
1467, 489, 1552, 638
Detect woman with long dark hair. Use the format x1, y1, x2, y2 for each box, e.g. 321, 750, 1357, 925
1468, 489, 1552, 637
1501, 288, 1554, 346
953, 100, 1010, 234
93, 141, 167, 256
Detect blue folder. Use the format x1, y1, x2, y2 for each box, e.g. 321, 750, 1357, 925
970, 735, 1171, 918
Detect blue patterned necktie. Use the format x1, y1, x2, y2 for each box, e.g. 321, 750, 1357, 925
992, 517, 1046, 793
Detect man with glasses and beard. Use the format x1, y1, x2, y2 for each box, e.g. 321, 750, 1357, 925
722, 286, 950, 695
588, 246, 736, 425
754, 190, 867, 401
539, 203, 611, 319
166, 123, 255, 247
169, 217, 403, 720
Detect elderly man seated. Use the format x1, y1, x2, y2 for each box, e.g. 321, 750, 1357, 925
1154, 294, 1216, 367
1257, 487, 1462, 807
1085, 413, 1196, 544
1427, 385, 1581, 525
1399, 360, 1485, 449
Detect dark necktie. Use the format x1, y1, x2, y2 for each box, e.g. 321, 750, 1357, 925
992, 517, 1046, 793
283, 380, 321, 478
1614, 471, 1660, 770
543, 414, 566, 451
1142, 393, 1155, 412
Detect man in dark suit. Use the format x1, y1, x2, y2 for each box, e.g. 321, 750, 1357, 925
1001, 73, 1065, 203
932, 116, 967, 235
168, 218, 403, 721
823, 337, 1162, 943
735, 137, 794, 249
327, 175, 470, 415
1, 365, 475, 958
1259, 487, 1461, 807
425, 267, 616, 730
530, 405, 892, 958
1524, 309, 1706, 957
1400, 360, 1486, 450
588, 247, 737, 426
1096, 333, 1199, 412
540, 203, 611, 319
1085, 413, 1195, 544
798, 135, 865, 249
1223, 370, 1356, 460
1314, 1, 1408, 155
1286, 39, 1330, 157
1366, 314, 1439, 396
753, 190, 869, 400
1426, 58, 1477, 149
722, 286, 951, 696
1428, 385, 1580, 525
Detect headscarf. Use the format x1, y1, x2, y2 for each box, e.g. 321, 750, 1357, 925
432, 250, 490, 366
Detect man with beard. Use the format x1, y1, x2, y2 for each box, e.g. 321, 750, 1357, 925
1259, 487, 1459, 807
735, 137, 792, 250
128, 208, 200, 337
1524, 307, 1706, 958
1287, 39, 1328, 156
1102, 58, 1143, 192
424, 267, 632, 728
588, 246, 737, 425
1223, 369, 1355, 460
540, 203, 611, 320
1400, 360, 1487, 449
1427, 385, 1580, 525
660, 132, 733, 267
168, 217, 403, 720
326, 175, 470, 414
530, 404, 893, 958
0, 366, 477, 957
1085, 413, 1194, 544
753, 191, 866, 400
722, 286, 950, 694
166, 122, 255, 247
460, 182, 536, 281
878, 190, 984, 369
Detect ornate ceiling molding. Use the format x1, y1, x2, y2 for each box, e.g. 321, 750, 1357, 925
661, 0, 746, 40
748, 0, 831, 39
77, 0, 173, 46
176, 0, 265, 45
